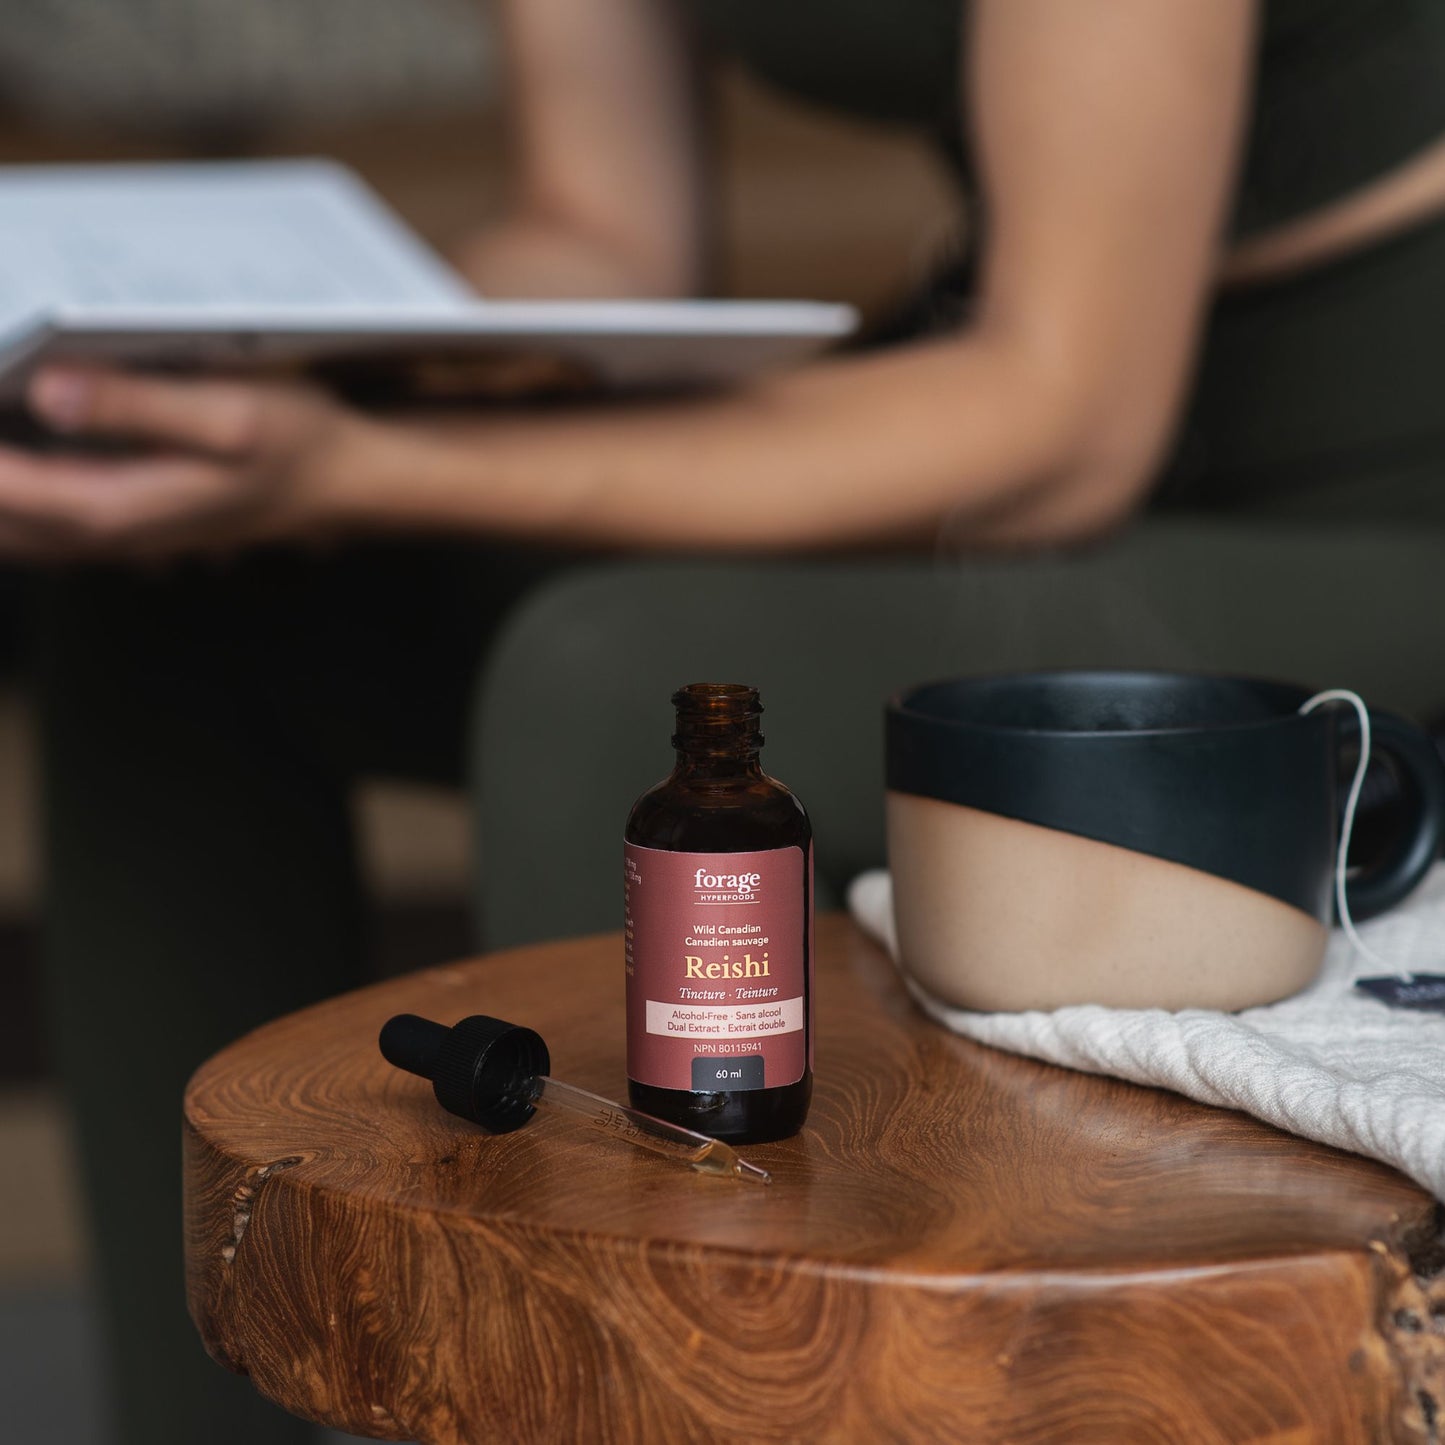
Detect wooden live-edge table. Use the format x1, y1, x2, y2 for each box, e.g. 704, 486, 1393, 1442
184, 916, 1445, 1444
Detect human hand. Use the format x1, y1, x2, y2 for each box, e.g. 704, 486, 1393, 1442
0, 369, 371, 560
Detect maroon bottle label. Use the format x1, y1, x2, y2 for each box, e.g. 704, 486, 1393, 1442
624, 843, 810, 1092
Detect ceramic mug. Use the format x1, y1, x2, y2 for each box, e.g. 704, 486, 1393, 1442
885, 671, 1445, 1012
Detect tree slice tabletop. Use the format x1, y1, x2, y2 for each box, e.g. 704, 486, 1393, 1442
184, 915, 1445, 1444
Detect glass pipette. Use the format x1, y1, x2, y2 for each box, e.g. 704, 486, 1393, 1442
526, 1073, 770, 1183
379, 1011, 771, 1185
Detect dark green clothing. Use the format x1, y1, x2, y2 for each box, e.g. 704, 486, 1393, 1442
1159, 210, 1445, 524
689, 0, 1445, 238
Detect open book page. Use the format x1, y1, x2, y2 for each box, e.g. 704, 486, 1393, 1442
0, 158, 471, 331
0, 159, 856, 402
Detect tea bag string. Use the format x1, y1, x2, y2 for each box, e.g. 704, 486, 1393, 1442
1297, 689, 1402, 978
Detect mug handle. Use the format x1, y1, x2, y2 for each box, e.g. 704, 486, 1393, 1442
1342, 711, 1445, 922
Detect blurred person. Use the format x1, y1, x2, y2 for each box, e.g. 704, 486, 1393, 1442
6, 1, 1445, 1441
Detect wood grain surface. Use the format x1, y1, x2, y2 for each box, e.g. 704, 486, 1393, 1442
184, 916, 1445, 1444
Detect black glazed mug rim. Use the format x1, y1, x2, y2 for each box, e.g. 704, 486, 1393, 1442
888, 669, 1317, 740
885, 668, 1445, 927
885, 668, 1339, 921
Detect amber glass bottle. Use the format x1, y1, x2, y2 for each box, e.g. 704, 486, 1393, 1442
624, 684, 813, 1143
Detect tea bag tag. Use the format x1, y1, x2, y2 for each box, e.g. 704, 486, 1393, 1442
1354, 974, 1445, 1012
1297, 689, 1423, 995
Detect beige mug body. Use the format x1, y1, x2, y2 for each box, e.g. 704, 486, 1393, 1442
886, 791, 1329, 1013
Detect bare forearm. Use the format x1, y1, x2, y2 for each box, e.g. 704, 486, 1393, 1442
337, 331, 1145, 553
474, 0, 705, 301
456, 211, 693, 299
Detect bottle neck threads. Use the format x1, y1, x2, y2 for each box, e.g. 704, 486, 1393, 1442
672, 683, 763, 774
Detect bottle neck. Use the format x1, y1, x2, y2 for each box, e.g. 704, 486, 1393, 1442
673, 747, 765, 782
670, 683, 764, 782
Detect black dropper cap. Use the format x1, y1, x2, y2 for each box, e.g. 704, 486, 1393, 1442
379, 1013, 551, 1134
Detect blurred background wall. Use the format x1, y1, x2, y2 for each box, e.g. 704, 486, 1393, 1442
0, 2, 956, 1439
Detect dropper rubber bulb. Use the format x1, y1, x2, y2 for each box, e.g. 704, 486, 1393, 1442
380, 1012, 549, 1133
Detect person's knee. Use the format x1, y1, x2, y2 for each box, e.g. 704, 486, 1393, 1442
470, 558, 926, 945
472, 563, 720, 946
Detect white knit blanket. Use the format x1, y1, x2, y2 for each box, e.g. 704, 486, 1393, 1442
848, 863, 1445, 1200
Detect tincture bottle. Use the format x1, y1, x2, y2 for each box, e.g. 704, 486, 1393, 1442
624, 683, 813, 1143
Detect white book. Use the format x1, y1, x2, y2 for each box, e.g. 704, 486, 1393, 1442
0, 159, 857, 405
